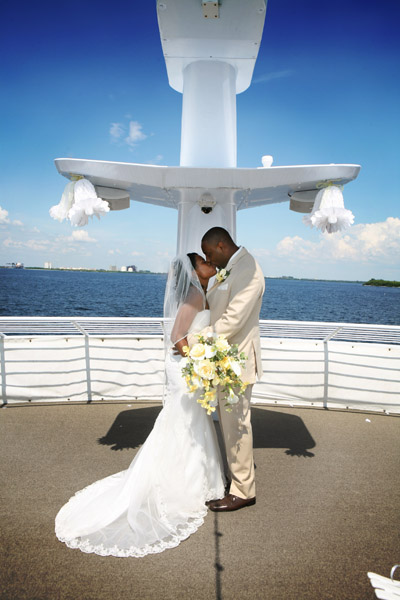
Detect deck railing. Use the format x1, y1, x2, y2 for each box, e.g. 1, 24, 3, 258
0, 318, 399, 413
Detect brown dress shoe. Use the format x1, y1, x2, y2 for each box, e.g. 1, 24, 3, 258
208, 493, 256, 512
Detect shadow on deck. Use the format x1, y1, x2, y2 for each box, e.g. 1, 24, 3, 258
1, 402, 399, 600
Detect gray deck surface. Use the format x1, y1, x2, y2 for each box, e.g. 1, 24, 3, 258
1, 402, 399, 600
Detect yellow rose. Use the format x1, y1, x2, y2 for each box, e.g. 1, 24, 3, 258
195, 359, 216, 380
215, 337, 230, 352
182, 345, 190, 356
189, 343, 206, 360
219, 356, 231, 371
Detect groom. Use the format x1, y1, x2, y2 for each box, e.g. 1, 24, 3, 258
200, 227, 265, 512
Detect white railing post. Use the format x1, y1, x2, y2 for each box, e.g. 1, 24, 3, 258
322, 327, 343, 408
73, 321, 92, 403
0, 333, 6, 405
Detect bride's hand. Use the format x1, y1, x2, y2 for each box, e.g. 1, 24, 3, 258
173, 337, 189, 356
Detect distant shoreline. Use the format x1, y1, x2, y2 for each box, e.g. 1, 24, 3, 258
3, 267, 398, 287
0, 266, 370, 284
0, 266, 164, 275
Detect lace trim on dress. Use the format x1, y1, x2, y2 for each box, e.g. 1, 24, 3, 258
55, 481, 222, 558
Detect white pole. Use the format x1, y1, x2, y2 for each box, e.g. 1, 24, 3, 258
180, 61, 237, 168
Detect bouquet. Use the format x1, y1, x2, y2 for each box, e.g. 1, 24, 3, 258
181, 333, 248, 415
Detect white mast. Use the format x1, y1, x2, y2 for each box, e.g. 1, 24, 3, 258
158, 0, 266, 250
180, 60, 237, 168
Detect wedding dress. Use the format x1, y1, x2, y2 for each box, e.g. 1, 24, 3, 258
55, 309, 225, 557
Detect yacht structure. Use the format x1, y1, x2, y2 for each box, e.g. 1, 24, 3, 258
52, 0, 360, 253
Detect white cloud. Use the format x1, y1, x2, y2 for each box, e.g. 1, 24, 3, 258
131, 250, 144, 256
259, 217, 400, 264
252, 248, 271, 258
125, 121, 147, 146
110, 119, 147, 147
355, 218, 400, 258
110, 122, 125, 140
253, 70, 293, 84
147, 154, 164, 165
67, 230, 97, 243
0, 206, 10, 224
27, 239, 50, 250
108, 248, 122, 255
0, 207, 23, 227
3, 237, 50, 251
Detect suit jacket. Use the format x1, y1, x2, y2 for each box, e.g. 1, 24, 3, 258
206, 247, 265, 384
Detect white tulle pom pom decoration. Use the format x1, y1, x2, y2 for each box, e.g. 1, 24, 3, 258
49, 177, 110, 227
49, 181, 76, 222
303, 185, 354, 234
68, 179, 110, 227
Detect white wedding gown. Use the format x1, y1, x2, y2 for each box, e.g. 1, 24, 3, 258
55, 310, 225, 557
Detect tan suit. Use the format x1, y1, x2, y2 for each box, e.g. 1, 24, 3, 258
206, 247, 265, 499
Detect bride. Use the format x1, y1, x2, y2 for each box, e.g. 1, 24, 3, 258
55, 253, 225, 557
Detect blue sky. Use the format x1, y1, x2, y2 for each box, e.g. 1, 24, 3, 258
1, 0, 399, 280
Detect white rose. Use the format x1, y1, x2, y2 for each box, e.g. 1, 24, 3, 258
194, 359, 216, 380
205, 344, 217, 359
189, 343, 206, 360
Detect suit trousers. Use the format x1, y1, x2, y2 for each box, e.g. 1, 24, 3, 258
217, 384, 255, 499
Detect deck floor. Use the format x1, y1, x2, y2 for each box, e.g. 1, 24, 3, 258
1, 402, 399, 600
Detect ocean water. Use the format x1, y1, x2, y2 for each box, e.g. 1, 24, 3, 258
0, 269, 399, 325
